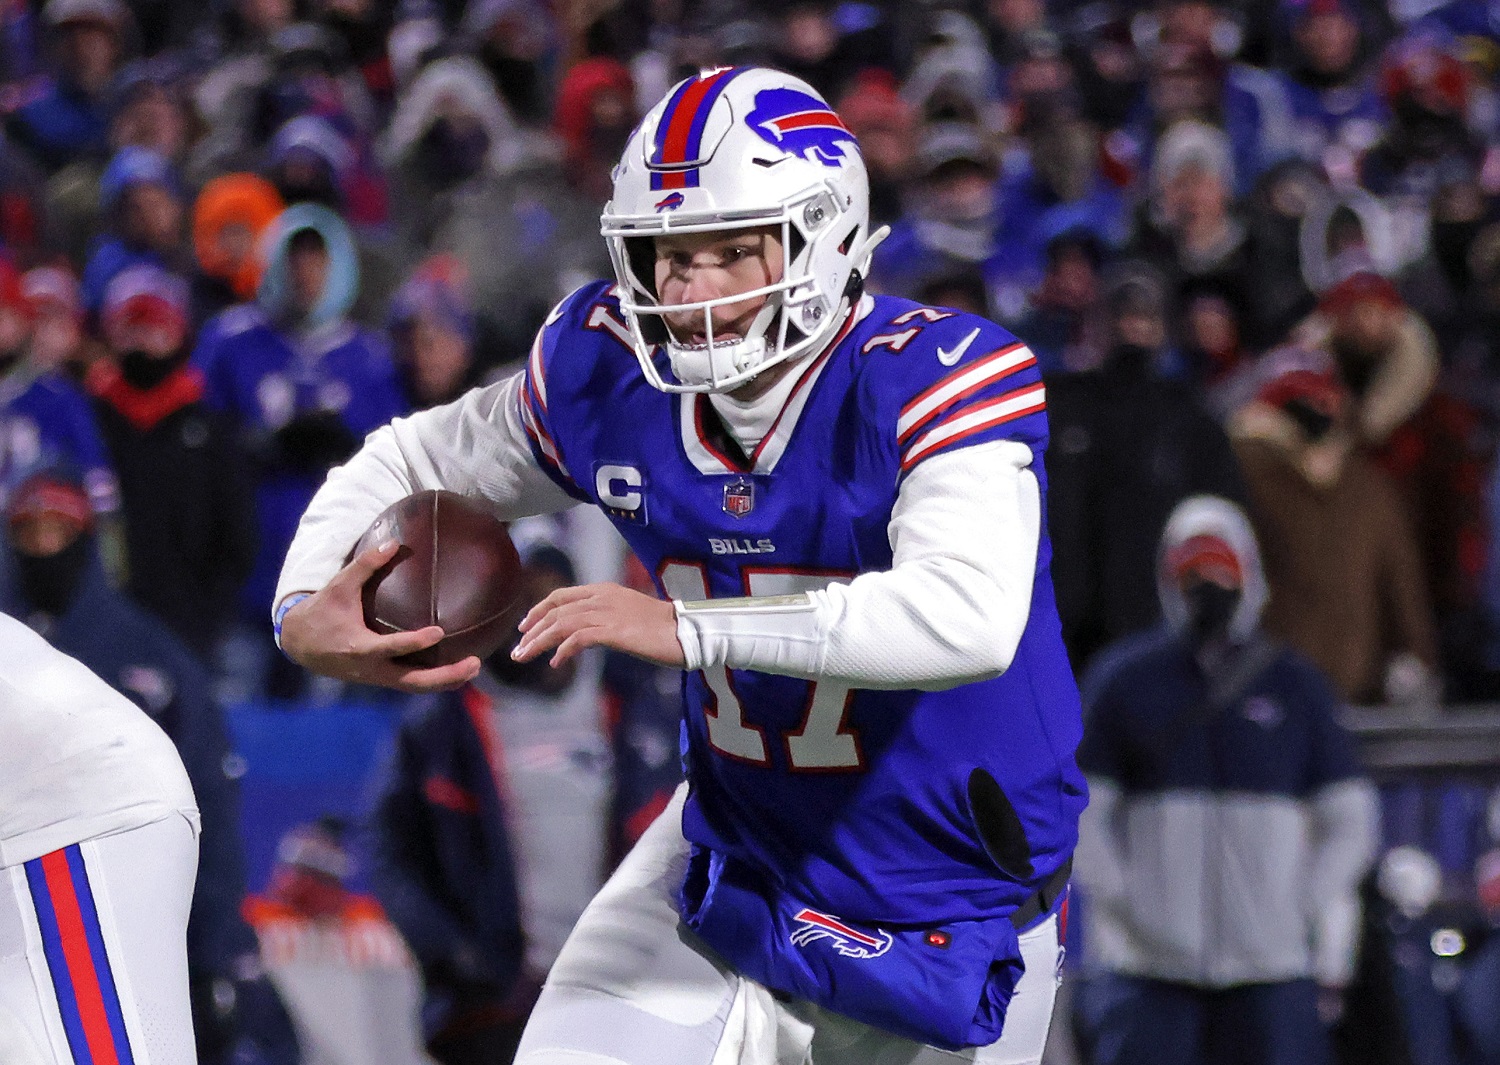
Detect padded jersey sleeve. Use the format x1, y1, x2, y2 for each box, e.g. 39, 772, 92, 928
675, 309, 1046, 690
513, 284, 600, 503
273, 288, 605, 611
870, 309, 1048, 481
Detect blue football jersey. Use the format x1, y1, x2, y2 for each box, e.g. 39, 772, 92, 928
520, 281, 1085, 1047
0, 370, 119, 514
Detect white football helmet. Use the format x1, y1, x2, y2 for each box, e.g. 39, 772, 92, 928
601, 66, 887, 394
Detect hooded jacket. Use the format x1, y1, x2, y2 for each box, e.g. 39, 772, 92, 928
190, 203, 407, 622
1229, 391, 1437, 701
1074, 496, 1380, 989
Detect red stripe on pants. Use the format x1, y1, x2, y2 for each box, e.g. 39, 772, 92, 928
40, 851, 121, 1065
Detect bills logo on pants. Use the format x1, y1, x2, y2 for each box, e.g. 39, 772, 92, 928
790, 908, 893, 959
23, 846, 135, 1065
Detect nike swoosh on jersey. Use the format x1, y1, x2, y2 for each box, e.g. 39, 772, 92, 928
936, 328, 981, 366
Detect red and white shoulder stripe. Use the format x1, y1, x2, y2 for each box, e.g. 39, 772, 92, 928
516, 340, 572, 482
897, 342, 1045, 473
525, 329, 549, 414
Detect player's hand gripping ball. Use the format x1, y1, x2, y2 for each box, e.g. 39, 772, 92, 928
349, 490, 526, 667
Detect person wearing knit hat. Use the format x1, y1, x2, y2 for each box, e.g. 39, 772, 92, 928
191, 172, 284, 314
1044, 257, 1245, 668
87, 263, 255, 658
553, 56, 637, 206
7, 0, 132, 172
1151, 117, 1236, 203
99, 262, 188, 352
267, 114, 355, 211
22, 266, 84, 377
0, 452, 280, 1065
1275, 0, 1384, 164
835, 69, 915, 227
0, 546, 201, 1065
82, 145, 186, 314
868, 120, 1009, 301
388, 254, 479, 410
1303, 268, 1437, 448
1227, 353, 1440, 705
0, 253, 120, 521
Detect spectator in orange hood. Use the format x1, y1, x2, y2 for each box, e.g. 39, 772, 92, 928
191, 172, 284, 321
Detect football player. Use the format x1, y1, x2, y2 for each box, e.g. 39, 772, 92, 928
276, 66, 1085, 1064
0, 610, 199, 1065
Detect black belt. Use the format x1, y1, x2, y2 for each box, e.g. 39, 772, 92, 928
1009, 856, 1072, 930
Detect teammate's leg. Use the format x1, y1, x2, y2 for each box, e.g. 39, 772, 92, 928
514, 784, 776, 1065
0, 813, 199, 1065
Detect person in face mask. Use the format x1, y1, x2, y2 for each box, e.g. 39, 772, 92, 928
1304, 268, 1487, 649
85, 263, 255, 657
1310, 271, 1436, 446
553, 56, 637, 207
0, 255, 122, 525
1228, 357, 1440, 704
1072, 494, 1381, 1065
868, 121, 1013, 302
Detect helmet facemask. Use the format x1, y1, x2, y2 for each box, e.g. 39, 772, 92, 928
605, 188, 863, 394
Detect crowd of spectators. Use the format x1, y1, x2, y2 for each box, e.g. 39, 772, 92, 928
3, 0, 1500, 1061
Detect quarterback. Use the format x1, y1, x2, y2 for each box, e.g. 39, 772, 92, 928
277, 67, 1086, 1064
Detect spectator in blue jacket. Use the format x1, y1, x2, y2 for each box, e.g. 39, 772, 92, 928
1073, 495, 1381, 1065
81, 145, 188, 313
192, 202, 407, 695
6, 0, 130, 172
870, 121, 1032, 315
1275, 0, 1386, 165
0, 253, 118, 516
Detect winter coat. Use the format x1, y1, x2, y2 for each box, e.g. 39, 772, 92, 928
367, 685, 526, 1002
1075, 496, 1380, 988
87, 361, 256, 655
1, 552, 255, 978
1045, 354, 1245, 670
1230, 402, 1438, 701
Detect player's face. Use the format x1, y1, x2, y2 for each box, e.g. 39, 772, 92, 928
652, 227, 784, 345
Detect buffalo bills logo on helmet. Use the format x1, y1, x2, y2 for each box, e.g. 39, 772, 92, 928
655, 192, 686, 211
746, 88, 858, 167
790, 908, 892, 959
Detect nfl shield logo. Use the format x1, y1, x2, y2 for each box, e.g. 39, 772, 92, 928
723, 477, 755, 518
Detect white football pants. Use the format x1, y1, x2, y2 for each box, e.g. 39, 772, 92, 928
515, 785, 1060, 1065
0, 814, 199, 1065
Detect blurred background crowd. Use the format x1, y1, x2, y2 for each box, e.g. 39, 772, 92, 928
3, 0, 1500, 1061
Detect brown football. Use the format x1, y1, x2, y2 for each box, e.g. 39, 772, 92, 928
350, 490, 525, 667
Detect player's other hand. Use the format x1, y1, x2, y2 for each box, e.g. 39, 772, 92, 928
277, 540, 482, 693
512, 582, 685, 669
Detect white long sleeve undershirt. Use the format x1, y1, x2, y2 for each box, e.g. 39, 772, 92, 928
276, 371, 1041, 690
